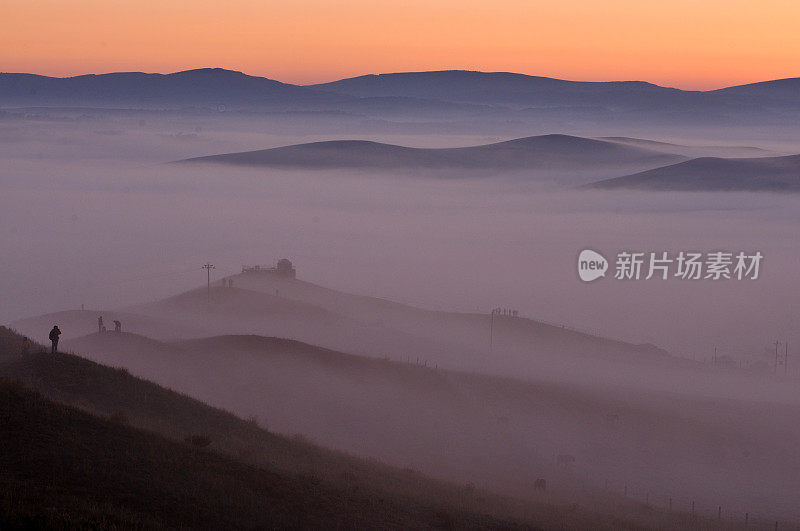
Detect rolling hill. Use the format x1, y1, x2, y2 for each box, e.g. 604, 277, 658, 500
177, 134, 685, 172
587, 153, 800, 192
598, 137, 780, 159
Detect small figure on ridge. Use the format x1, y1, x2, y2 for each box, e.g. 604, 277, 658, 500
49, 326, 61, 354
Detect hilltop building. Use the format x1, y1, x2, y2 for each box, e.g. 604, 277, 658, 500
242, 258, 296, 278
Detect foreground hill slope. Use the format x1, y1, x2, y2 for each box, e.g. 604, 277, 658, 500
0, 327, 583, 529
587, 153, 800, 191
0, 382, 552, 529
0, 380, 540, 530
61, 330, 800, 525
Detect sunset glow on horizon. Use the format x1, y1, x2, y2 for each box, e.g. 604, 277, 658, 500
3, 0, 799, 90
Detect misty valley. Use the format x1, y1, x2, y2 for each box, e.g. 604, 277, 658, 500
2, 68, 800, 530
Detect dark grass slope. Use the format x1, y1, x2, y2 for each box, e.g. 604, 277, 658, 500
0, 380, 535, 530
586, 153, 800, 191
178, 134, 683, 171
0, 327, 565, 529
0, 327, 743, 529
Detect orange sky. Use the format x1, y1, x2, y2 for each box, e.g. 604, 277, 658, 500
3, 0, 799, 89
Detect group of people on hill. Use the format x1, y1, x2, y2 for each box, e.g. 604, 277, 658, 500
97, 316, 122, 333
35, 316, 123, 356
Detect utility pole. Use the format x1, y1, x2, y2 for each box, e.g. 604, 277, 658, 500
489, 307, 500, 356
202, 263, 215, 301
785, 341, 789, 375
774, 340, 780, 374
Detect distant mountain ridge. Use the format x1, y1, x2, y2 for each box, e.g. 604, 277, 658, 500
0, 68, 350, 109
309, 70, 692, 108
2, 68, 799, 117
312, 70, 800, 107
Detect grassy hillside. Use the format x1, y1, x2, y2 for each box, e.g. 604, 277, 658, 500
2, 326, 768, 528
61, 330, 800, 527
0, 326, 637, 530
0, 380, 535, 530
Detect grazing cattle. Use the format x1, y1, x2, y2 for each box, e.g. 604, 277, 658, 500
534, 478, 547, 491
556, 454, 576, 467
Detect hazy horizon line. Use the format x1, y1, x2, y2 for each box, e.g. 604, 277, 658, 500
4, 66, 799, 92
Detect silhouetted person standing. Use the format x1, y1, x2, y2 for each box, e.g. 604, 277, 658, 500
113, 320, 121, 333
98, 316, 105, 333
21, 336, 31, 355
49, 326, 61, 354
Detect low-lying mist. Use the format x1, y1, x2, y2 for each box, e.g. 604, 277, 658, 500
4, 109, 800, 526
3, 154, 799, 362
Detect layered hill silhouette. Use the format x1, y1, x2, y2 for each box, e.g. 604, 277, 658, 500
588, 153, 800, 191
111, 276, 680, 381
310, 71, 800, 122
178, 134, 685, 172
3, 68, 799, 127
13, 272, 679, 380
598, 137, 779, 159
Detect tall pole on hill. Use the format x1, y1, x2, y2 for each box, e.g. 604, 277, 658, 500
489, 307, 500, 356
202, 263, 215, 302
774, 340, 780, 374
785, 341, 789, 375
